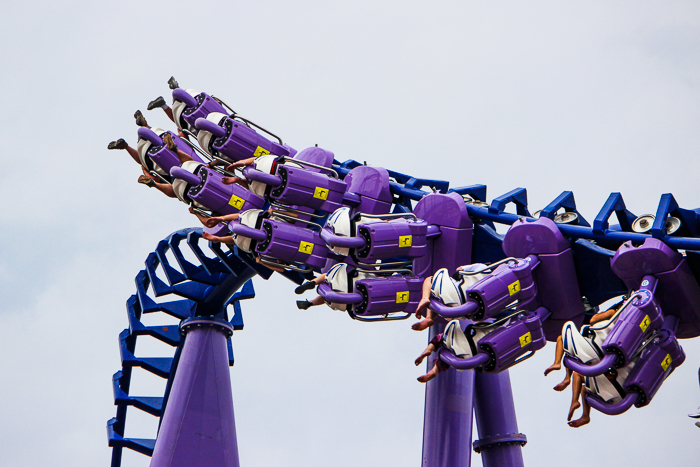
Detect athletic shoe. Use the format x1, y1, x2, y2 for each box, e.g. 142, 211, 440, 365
296, 300, 312, 310
137, 175, 155, 188
147, 96, 166, 110
294, 281, 316, 295
108, 138, 127, 150
168, 76, 179, 90
134, 110, 148, 127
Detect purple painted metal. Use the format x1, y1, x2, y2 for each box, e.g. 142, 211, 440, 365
353, 275, 423, 316
343, 166, 393, 215
429, 298, 480, 320
585, 317, 686, 415
293, 146, 335, 170
438, 308, 549, 373
625, 328, 685, 406
502, 217, 570, 255
418, 193, 481, 467
612, 238, 700, 338
172, 89, 198, 108
137, 128, 202, 175
146, 154, 181, 178
228, 223, 268, 242
504, 217, 585, 340
602, 286, 663, 367
178, 92, 228, 130
256, 219, 328, 269
476, 309, 547, 373
317, 282, 364, 304
320, 227, 367, 250
269, 165, 347, 213
242, 166, 282, 187
148, 147, 184, 175
461, 257, 540, 321
421, 322, 476, 467
203, 223, 230, 237
355, 219, 428, 261
170, 167, 201, 186
413, 192, 473, 277
195, 118, 227, 138
472, 371, 526, 467
184, 167, 266, 216
438, 347, 490, 369
563, 278, 666, 377
211, 118, 290, 161
150, 319, 239, 467
586, 392, 639, 415
174, 136, 200, 160
138, 127, 163, 146
563, 354, 618, 377
172, 88, 198, 107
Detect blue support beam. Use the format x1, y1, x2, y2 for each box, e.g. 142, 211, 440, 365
109, 229, 256, 463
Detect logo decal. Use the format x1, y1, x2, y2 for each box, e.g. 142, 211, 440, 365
519, 332, 532, 347
396, 291, 409, 303
640, 314, 650, 332
298, 241, 314, 254
508, 280, 521, 296
253, 146, 271, 158
661, 354, 672, 371
313, 187, 329, 200
399, 235, 412, 247
228, 194, 245, 209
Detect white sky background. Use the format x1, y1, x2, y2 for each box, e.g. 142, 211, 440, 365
1, 1, 700, 466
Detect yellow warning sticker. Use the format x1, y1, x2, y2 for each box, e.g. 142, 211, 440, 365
253, 146, 271, 158
508, 280, 521, 296
396, 291, 409, 303
661, 354, 672, 371
519, 332, 532, 347
640, 314, 650, 333
399, 235, 412, 247
313, 187, 329, 200
228, 194, 245, 209
298, 241, 314, 254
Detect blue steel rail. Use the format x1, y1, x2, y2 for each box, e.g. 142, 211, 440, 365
107, 229, 259, 466
109, 159, 700, 465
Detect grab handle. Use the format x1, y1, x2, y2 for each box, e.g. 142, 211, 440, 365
318, 283, 364, 305
586, 392, 638, 415
429, 297, 480, 320
242, 166, 282, 187
172, 88, 198, 108
563, 354, 617, 377
320, 228, 366, 249
194, 118, 227, 138
438, 348, 490, 370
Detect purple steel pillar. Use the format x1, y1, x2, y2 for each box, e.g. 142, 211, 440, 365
421, 320, 475, 466
472, 371, 526, 467
416, 192, 476, 466
150, 318, 240, 467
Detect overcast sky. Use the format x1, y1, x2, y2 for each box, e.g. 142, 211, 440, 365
1, 1, 700, 466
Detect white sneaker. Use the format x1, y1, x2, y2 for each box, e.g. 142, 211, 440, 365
688, 407, 700, 418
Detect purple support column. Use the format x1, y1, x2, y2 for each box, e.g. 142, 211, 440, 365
416, 192, 476, 466
472, 371, 526, 467
421, 321, 475, 467
150, 319, 240, 467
